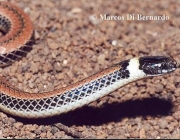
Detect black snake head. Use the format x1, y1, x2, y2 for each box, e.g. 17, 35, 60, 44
139, 56, 179, 76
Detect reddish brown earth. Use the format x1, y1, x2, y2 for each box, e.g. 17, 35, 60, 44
0, 0, 180, 138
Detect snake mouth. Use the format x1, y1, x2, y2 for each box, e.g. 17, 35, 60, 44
139, 56, 179, 75
169, 57, 180, 70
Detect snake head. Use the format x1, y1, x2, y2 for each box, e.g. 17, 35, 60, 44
139, 56, 179, 76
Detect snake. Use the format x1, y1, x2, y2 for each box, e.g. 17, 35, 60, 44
0, 1, 179, 119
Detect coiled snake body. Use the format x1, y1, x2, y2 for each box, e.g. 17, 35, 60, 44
0, 1, 179, 118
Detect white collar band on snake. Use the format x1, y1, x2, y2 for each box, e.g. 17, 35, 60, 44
0, 1, 179, 118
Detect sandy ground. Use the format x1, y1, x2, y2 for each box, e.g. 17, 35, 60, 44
0, 0, 180, 138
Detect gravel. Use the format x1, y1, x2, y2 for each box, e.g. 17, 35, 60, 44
0, 0, 180, 138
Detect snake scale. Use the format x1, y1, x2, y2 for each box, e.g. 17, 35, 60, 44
0, 1, 179, 118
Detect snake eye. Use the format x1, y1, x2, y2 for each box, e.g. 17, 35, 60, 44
139, 56, 179, 75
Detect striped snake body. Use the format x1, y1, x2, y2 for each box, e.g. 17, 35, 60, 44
0, 1, 179, 118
